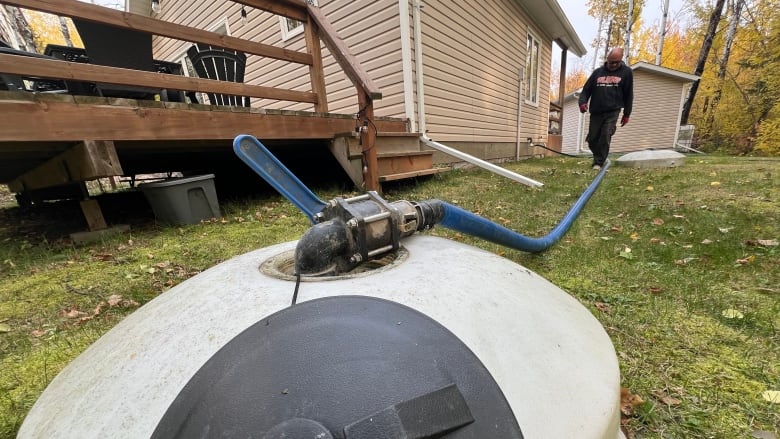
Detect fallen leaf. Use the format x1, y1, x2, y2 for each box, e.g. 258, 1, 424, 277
762, 390, 780, 403
146, 253, 155, 259
620, 387, 644, 416
652, 389, 681, 406
31, 329, 46, 337
0, 323, 10, 333
736, 255, 756, 265
648, 286, 663, 294
701, 239, 713, 244
757, 239, 778, 247
611, 225, 623, 232
595, 302, 611, 313
649, 238, 663, 244
646, 186, 654, 191
721, 309, 744, 319
107, 294, 123, 307
710, 181, 721, 187
672, 214, 685, 219
61, 308, 88, 319
652, 218, 664, 225
719, 227, 733, 233
630, 232, 640, 241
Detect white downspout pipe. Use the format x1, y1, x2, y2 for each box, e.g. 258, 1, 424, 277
398, 0, 416, 131
412, 0, 426, 134
420, 136, 543, 187
413, 1, 542, 187
515, 67, 525, 160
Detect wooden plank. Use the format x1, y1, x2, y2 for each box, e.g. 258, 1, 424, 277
379, 167, 449, 182
233, 0, 307, 21
377, 152, 433, 175
0, 98, 406, 142
8, 140, 123, 192
79, 199, 108, 231
0, 54, 318, 104
2, 0, 312, 64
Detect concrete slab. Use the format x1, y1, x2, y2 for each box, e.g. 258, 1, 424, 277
70, 224, 130, 245
615, 149, 686, 168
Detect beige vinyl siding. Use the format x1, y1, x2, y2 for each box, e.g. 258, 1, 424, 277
150, 0, 405, 117
561, 96, 584, 154
419, 0, 551, 144
152, 2, 237, 63
611, 70, 687, 152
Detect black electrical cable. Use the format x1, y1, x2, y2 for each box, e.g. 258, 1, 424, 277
291, 271, 301, 306
531, 142, 580, 158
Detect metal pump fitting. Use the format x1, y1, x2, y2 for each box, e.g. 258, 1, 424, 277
294, 191, 421, 276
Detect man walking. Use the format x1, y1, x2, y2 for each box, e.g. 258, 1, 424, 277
578, 48, 634, 169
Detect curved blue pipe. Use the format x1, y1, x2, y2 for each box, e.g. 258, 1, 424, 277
434, 160, 611, 253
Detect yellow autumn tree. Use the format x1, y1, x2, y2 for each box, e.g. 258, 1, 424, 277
23, 9, 82, 53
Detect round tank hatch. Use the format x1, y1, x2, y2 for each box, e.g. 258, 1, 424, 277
151, 296, 523, 439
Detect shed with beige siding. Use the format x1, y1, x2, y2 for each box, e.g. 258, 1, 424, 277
136, 0, 585, 163
561, 61, 699, 156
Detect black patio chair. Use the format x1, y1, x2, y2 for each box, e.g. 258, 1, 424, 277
72, 19, 160, 99
186, 43, 250, 107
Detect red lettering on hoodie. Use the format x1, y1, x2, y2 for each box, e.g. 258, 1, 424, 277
596, 76, 622, 85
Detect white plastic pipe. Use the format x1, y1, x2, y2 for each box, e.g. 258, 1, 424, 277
421, 136, 543, 187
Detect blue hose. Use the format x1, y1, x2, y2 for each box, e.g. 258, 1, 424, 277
431, 160, 610, 253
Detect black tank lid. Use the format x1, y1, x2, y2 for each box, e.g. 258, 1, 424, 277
152, 295, 523, 438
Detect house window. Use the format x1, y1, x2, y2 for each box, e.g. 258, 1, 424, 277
279, 0, 317, 41
525, 31, 540, 105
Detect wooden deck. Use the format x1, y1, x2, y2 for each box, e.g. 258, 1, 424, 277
0, 0, 444, 231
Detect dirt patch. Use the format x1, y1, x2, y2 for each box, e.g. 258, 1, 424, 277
0, 187, 157, 243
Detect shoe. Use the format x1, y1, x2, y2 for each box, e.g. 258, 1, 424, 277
592, 164, 602, 170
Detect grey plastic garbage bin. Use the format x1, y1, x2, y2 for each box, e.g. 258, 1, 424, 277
141, 174, 221, 225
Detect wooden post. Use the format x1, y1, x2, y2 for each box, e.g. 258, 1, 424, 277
358, 92, 379, 192
79, 199, 108, 231
304, 18, 328, 113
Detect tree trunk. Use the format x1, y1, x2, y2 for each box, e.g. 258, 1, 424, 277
8, 6, 34, 52
680, 0, 727, 125
59, 16, 73, 47
655, 0, 671, 64
706, 0, 744, 129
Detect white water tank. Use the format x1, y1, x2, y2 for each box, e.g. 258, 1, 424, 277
18, 236, 624, 439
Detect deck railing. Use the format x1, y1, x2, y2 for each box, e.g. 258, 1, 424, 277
0, 0, 384, 190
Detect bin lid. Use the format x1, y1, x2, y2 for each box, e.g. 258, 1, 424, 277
140, 174, 215, 189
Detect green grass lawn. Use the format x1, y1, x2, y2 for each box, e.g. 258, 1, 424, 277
1, 155, 778, 438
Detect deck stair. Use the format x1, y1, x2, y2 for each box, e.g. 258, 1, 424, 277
330, 131, 448, 188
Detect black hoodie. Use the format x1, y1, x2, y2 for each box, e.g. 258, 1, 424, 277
578, 62, 633, 117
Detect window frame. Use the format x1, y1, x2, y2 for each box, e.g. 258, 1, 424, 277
279, 0, 318, 41
524, 30, 541, 106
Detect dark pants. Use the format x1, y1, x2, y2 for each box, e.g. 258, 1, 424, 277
586, 110, 620, 166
